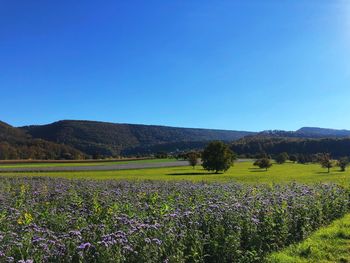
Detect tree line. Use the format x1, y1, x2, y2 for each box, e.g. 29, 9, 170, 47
0, 140, 84, 160
182, 141, 350, 174
231, 137, 350, 158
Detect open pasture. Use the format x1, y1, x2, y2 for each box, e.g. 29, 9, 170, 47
2, 161, 350, 186
0, 158, 173, 169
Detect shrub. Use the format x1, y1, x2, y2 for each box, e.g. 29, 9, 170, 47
337, 157, 349, 172
187, 152, 199, 168
318, 153, 334, 173
254, 158, 273, 171
275, 152, 289, 164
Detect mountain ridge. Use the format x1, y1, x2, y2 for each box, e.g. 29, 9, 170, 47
1, 119, 350, 159
296, 127, 350, 137
254, 127, 350, 139
21, 120, 255, 156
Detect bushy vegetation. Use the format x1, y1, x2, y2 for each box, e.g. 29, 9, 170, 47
186, 152, 199, 168
202, 141, 235, 173
0, 178, 348, 262
338, 157, 349, 172
275, 152, 289, 164
254, 158, 273, 171
317, 153, 334, 173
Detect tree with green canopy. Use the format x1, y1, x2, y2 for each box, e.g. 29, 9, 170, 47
202, 141, 235, 173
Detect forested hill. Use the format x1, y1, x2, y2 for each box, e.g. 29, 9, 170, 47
255, 127, 350, 139
231, 136, 350, 158
0, 121, 84, 160
232, 127, 350, 158
3, 119, 350, 159
0, 121, 28, 141
296, 127, 350, 138
21, 120, 255, 156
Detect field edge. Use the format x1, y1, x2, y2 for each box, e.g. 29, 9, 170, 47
267, 213, 350, 263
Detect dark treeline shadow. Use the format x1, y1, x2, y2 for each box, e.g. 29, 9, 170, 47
249, 168, 266, 172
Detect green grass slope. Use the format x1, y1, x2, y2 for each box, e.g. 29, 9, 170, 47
267, 214, 350, 263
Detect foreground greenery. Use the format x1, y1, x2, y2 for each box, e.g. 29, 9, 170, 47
1, 161, 350, 262
0, 178, 348, 262
2, 162, 350, 186
268, 214, 350, 263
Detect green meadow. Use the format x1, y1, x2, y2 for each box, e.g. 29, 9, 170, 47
0, 158, 174, 168
2, 161, 350, 186
2, 160, 350, 262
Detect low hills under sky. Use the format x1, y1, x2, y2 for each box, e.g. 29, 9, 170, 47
1, 119, 350, 159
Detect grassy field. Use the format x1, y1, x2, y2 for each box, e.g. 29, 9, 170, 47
1, 161, 350, 186
0, 158, 174, 168
268, 214, 350, 263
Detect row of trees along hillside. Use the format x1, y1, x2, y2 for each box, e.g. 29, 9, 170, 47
231, 136, 350, 158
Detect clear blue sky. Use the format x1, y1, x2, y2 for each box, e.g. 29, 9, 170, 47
1, 0, 350, 131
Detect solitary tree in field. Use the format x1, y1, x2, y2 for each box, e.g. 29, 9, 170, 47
254, 158, 272, 171
337, 157, 349, 172
275, 152, 289, 164
202, 141, 235, 173
187, 152, 199, 169
318, 153, 333, 173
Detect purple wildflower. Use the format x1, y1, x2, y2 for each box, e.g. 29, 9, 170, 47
78, 242, 91, 250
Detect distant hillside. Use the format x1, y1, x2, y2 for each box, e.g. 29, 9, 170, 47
231, 127, 350, 158
21, 120, 255, 157
0, 121, 84, 160
296, 127, 350, 138
3, 119, 350, 159
231, 136, 350, 158
0, 121, 29, 141
253, 127, 350, 139
121, 141, 210, 156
